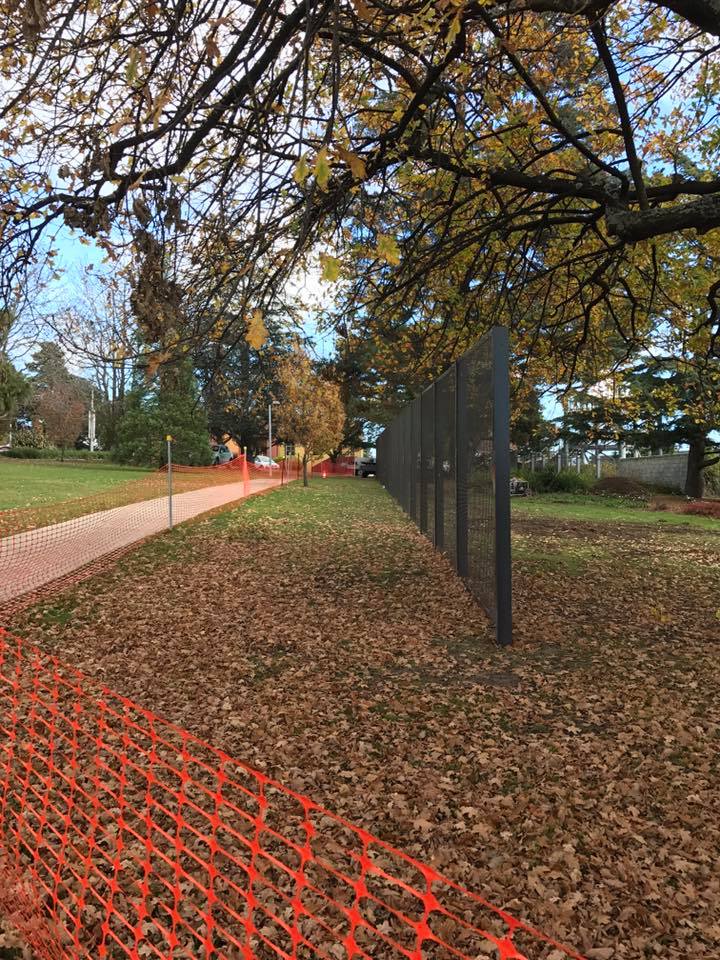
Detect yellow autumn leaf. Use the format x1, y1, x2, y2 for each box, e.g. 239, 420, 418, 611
314, 147, 331, 190
125, 48, 140, 85
293, 154, 310, 184
351, 0, 374, 20
376, 234, 401, 266
205, 34, 221, 62
245, 309, 267, 350
149, 90, 171, 130
109, 112, 133, 136
337, 146, 366, 180
143, 349, 171, 381
320, 253, 341, 282
447, 13, 461, 46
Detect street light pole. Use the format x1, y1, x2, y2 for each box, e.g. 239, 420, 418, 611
88, 388, 97, 452
268, 402, 273, 463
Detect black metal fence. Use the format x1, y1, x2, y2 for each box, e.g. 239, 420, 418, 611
376, 327, 512, 646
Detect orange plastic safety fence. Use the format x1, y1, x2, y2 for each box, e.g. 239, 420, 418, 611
0, 462, 256, 540
0, 458, 295, 607
0, 629, 586, 960
311, 459, 355, 477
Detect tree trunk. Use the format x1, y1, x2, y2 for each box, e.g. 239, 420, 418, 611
684, 437, 706, 498
303, 456, 309, 487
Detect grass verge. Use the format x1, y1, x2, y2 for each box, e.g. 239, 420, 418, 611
0, 459, 151, 511
512, 491, 719, 530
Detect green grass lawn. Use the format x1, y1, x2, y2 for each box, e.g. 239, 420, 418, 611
512, 490, 719, 530
0, 458, 151, 510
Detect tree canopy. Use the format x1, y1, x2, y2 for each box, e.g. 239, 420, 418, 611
0, 1, 717, 374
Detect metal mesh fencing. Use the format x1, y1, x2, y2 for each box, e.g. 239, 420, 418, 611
377, 328, 512, 645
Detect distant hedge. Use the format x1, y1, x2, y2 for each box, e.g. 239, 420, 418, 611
516, 466, 593, 494
1, 448, 112, 461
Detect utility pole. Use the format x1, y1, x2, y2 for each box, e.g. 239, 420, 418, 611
88, 388, 96, 452
268, 402, 273, 463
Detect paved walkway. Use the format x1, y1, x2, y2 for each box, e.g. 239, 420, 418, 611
0, 477, 281, 603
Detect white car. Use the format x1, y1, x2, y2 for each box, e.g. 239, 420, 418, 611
211, 443, 235, 465
253, 455, 279, 469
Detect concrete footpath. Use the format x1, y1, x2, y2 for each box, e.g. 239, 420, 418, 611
0, 477, 281, 603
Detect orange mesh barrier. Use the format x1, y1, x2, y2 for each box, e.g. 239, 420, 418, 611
248, 460, 302, 483
0, 462, 254, 539
0, 457, 293, 606
311, 459, 356, 477
0, 628, 586, 960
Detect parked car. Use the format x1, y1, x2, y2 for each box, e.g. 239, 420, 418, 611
211, 443, 235, 465
510, 476, 529, 496
75, 435, 103, 451
253, 454, 279, 469
355, 458, 377, 478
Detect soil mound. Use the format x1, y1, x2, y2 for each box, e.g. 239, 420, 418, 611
592, 476, 650, 498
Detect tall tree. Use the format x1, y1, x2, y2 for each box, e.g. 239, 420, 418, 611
114, 359, 212, 466
22, 341, 93, 444
275, 348, 345, 486
623, 361, 720, 498
193, 305, 296, 455
317, 344, 379, 458
34, 382, 86, 459
511, 386, 556, 455
0, 358, 29, 424
0, 0, 718, 383
0, 308, 29, 425
26, 342, 74, 393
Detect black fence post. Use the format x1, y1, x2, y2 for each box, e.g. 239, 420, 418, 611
492, 326, 513, 646
419, 395, 427, 533
433, 383, 443, 550
455, 359, 469, 579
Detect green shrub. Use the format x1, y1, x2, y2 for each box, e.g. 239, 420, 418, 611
524, 466, 593, 494
1, 446, 61, 459
11, 426, 48, 449
63, 448, 112, 461
704, 463, 720, 496
1, 447, 112, 461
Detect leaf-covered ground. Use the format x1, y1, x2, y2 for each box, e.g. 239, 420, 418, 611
8, 480, 720, 959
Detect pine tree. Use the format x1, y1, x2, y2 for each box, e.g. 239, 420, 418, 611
114, 360, 211, 466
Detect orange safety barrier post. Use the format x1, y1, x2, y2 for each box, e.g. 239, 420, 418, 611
0, 628, 587, 960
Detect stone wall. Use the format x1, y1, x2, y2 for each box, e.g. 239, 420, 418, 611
617, 453, 688, 491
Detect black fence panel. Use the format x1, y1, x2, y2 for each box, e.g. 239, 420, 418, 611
420, 387, 434, 542
377, 327, 512, 646
434, 366, 456, 565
